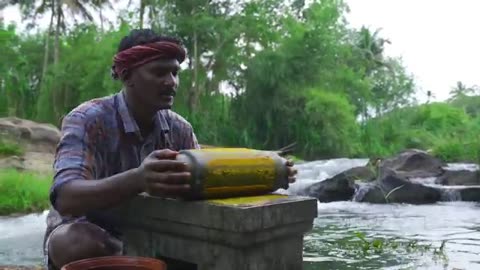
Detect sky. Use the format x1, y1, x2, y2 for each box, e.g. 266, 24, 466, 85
2, 0, 480, 103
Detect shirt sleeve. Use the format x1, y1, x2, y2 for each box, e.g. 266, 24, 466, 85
49, 111, 97, 210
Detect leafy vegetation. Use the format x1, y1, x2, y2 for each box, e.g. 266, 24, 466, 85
351, 231, 447, 261
0, 139, 23, 157
303, 229, 449, 270
0, 169, 51, 215
0, 0, 479, 162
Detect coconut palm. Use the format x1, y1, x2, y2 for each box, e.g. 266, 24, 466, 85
356, 26, 392, 75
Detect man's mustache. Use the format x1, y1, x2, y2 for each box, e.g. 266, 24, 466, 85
159, 89, 176, 96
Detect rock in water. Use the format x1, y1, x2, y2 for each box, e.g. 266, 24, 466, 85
359, 172, 442, 204
457, 186, 480, 202
344, 166, 376, 182
378, 149, 445, 179
436, 169, 480, 186
301, 166, 374, 202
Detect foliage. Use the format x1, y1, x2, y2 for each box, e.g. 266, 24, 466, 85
302, 90, 361, 158
0, 0, 478, 162
351, 231, 447, 260
0, 169, 51, 215
0, 139, 24, 157
303, 228, 449, 269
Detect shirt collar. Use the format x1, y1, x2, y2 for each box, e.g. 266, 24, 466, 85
117, 90, 170, 135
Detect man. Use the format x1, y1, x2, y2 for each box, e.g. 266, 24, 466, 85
43, 28, 296, 269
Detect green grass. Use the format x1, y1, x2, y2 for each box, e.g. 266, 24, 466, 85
0, 139, 24, 157
0, 169, 51, 215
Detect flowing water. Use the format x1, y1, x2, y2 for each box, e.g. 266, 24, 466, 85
292, 159, 480, 270
1, 159, 480, 269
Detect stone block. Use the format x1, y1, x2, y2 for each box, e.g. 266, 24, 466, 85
105, 194, 317, 270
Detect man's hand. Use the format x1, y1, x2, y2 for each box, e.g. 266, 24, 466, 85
135, 149, 191, 197
285, 159, 297, 184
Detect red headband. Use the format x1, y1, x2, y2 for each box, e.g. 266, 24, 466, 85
111, 41, 186, 80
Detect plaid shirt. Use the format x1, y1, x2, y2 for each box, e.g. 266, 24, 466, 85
44, 90, 200, 239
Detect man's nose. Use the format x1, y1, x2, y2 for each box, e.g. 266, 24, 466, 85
163, 73, 177, 88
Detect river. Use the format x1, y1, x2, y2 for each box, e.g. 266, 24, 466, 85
1, 158, 479, 269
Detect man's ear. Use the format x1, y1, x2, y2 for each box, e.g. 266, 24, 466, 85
122, 71, 134, 87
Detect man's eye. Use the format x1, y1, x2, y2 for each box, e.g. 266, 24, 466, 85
154, 70, 166, 76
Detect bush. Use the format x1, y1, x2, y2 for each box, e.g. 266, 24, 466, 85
303, 89, 361, 159
410, 102, 469, 132
361, 102, 479, 161
0, 139, 23, 157
0, 169, 51, 215
432, 138, 480, 163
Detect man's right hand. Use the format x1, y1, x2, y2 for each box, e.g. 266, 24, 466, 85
135, 149, 192, 197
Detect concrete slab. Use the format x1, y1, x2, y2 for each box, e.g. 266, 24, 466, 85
103, 194, 317, 270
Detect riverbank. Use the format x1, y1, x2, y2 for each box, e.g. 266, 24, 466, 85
0, 170, 50, 215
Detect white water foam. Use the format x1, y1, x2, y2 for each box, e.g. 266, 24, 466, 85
445, 163, 479, 171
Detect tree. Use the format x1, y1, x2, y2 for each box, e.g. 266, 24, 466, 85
449, 81, 478, 100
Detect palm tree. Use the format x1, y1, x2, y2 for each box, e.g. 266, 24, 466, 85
126, 0, 160, 28
449, 81, 475, 100
356, 26, 392, 75
90, 0, 117, 32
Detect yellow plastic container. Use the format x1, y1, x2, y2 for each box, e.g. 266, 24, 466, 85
176, 148, 289, 199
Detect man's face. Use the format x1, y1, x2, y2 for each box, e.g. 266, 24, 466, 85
127, 58, 180, 111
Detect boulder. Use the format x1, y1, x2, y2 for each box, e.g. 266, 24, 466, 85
345, 166, 376, 182
458, 186, 480, 202
359, 172, 442, 204
436, 169, 480, 186
0, 117, 60, 153
300, 169, 361, 202
0, 155, 25, 171
378, 149, 446, 179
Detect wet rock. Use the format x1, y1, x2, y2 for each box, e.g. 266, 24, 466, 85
379, 149, 446, 179
359, 172, 442, 204
345, 166, 376, 182
301, 169, 360, 202
436, 169, 480, 186
355, 184, 385, 203
457, 186, 480, 202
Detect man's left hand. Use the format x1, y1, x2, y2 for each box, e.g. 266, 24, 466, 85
286, 159, 297, 183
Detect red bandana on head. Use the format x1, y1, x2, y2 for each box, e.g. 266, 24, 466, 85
111, 41, 187, 80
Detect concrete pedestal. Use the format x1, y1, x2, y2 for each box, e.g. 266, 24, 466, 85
107, 194, 317, 270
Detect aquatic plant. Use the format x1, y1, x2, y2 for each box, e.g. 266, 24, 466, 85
351, 231, 448, 263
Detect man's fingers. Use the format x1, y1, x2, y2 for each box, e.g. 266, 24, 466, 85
146, 160, 190, 172
151, 149, 179, 159
286, 159, 294, 166
287, 166, 298, 176
147, 183, 191, 196
288, 176, 296, 183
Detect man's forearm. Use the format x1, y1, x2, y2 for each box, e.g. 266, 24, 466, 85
54, 168, 144, 217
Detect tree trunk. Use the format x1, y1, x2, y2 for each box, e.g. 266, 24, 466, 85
54, 0, 61, 67
41, 9, 54, 85
188, 29, 199, 112
99, 8, 104, 32
53, 0, 62, 120
139, 0, 145, 28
